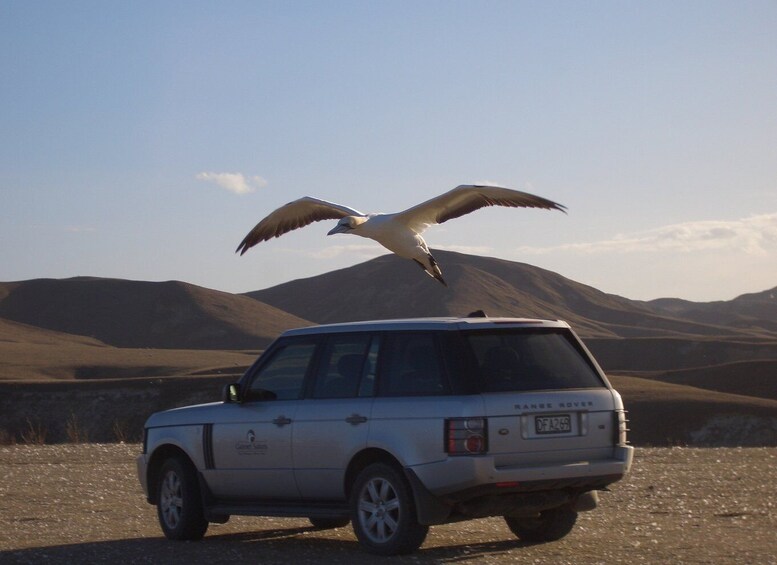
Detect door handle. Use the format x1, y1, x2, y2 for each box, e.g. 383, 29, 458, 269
345, 414, 368, 425
273, 416, 292, 427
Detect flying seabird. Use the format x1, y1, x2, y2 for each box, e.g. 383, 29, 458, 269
236, 184, 566, 286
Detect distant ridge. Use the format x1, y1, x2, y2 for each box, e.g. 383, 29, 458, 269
647, 286, 777, 334
0, 277, 310, 349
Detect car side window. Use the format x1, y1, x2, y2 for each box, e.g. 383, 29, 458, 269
247, 340, 317, 401
380, 333, 448, 396
313, 334, 375, 399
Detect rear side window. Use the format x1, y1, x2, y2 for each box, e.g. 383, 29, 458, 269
465, 330, 604, 392
313, 334, 376, 399
380, 333, 449, 396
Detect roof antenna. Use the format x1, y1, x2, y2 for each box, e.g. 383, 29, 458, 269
467, 310, 488, 318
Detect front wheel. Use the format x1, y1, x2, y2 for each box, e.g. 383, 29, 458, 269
156, 457, 209, 540
504, 505, 578, 542
350, 463, 429, 555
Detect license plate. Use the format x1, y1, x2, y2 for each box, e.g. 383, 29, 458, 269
534, 414, 572, 435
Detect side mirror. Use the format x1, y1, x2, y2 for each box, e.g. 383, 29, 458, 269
222, 383, 241, 403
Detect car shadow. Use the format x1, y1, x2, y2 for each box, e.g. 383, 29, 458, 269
1, 525, 532, 564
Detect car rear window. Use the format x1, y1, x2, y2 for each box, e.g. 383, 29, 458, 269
463, 329, 605, 392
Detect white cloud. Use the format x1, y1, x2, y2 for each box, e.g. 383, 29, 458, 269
434, 244, 494, 255
516, 212, 777, 256
196, 172, 267, 195
295, 243, 385, 261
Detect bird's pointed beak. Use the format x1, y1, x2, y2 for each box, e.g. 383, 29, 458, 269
327, 224, 350, 235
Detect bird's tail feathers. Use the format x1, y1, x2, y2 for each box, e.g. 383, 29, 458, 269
423, 253, 447, 287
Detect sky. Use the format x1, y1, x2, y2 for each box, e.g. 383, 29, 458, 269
2, 1, 776, 302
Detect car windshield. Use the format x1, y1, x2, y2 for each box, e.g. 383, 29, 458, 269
464, 329, 605, 392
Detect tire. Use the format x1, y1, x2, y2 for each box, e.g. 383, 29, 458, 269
504, 505, 578, 542
309, 517, 350, 529
156, 457, 209, 540
350, 462, 429, 555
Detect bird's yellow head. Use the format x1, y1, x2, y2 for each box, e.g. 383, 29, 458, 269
327, 216, 366, 235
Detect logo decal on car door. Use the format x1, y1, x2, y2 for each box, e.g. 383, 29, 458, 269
235, 429, 268, 454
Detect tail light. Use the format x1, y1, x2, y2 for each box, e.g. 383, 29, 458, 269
614, 410, 629, 446
445, 418, 488, 455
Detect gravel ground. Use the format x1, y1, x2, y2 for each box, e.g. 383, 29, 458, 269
1, 444, 775, 564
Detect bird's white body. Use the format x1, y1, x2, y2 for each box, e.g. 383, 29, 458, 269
346, 213, 426, 258
237, 184, 566, 286
342, 212, 442, 281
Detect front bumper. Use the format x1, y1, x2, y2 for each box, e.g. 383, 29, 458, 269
136, 454, 149, 499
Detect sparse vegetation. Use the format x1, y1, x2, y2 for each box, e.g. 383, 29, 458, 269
19, 418, 47, 445
0, 428, 16, 445
111, 418, 136, 443
66, 412, 89, 443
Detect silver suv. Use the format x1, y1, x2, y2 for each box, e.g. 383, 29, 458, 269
137, 317, 633, 555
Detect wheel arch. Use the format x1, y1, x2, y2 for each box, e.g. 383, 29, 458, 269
146, 444, 197, 503
344, 448, 452, 526
344, 448, 402, 499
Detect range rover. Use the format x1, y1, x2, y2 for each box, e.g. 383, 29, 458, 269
137, 316, 633, 555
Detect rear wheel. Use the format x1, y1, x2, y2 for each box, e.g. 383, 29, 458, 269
156, 457, 209, 540
505, 505, 578, 542
350, 463, 429, 555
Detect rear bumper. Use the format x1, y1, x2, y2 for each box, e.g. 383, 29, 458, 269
406, 446, 633, 525
411, 445, 633, 496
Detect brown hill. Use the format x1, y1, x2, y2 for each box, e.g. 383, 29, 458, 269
245, 251, 777, 379
0, 277, 310, 350
1, 256, 776, 445
245, 250, 774, 340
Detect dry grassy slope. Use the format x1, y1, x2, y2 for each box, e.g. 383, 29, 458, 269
0, 317, 257, 381
608, 375, 777, 446
0, 317, 106, 347
585, 336, 777, 372
651, 359, 777, 401
0, 277, 310, 349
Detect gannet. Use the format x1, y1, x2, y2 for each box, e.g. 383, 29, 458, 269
236, 184, 566, 286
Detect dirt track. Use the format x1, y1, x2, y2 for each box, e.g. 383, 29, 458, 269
1, 444, 775, 564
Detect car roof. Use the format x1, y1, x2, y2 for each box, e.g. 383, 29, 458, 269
282, 317, 571, 337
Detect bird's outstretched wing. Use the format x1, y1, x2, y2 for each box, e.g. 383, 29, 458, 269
394, 184, 566, 232
236, 196, 364, 255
